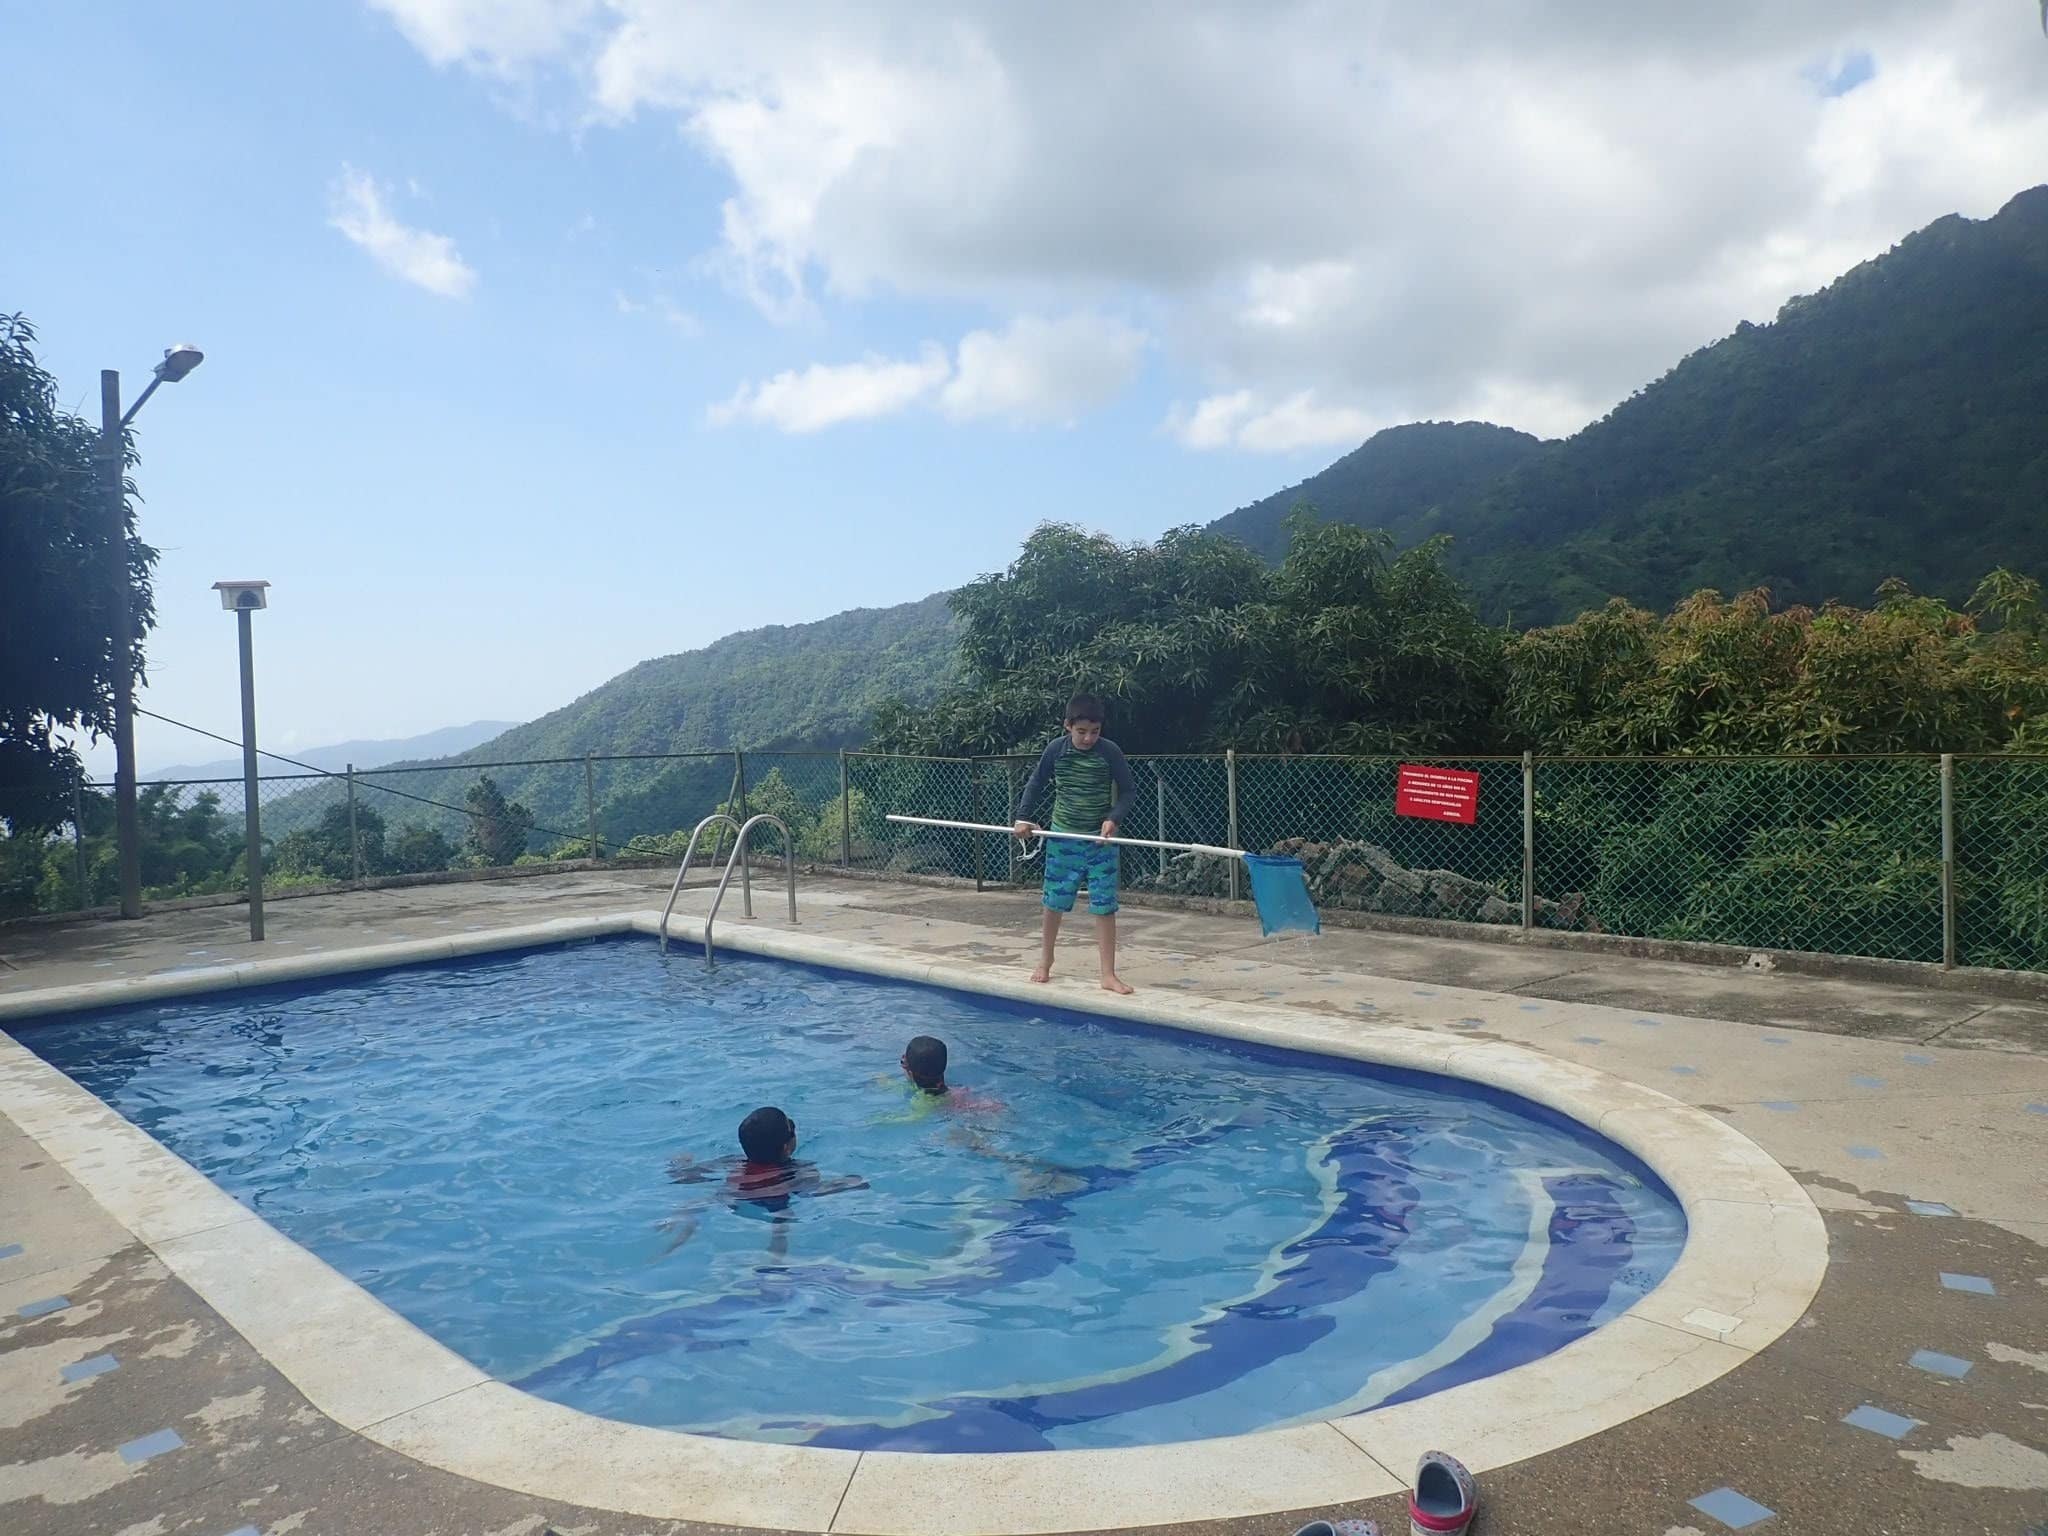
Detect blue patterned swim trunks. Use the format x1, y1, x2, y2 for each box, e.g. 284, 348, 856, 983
1043, 837, 1119, 916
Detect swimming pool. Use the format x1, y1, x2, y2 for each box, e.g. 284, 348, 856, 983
16, 938, 1685, 1453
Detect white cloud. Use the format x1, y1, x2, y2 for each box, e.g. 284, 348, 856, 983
708, 345, 950, 433
1168, 375, 1599, 453
1168, 391, 1385, 454
939, 314, 1146, 424
1165, 391, 1254, 451
715, 313, 1146, 433
1238, 262, 1361, 332
328, 165, 477, 298
613, 287, 701, 337
367, 0, 599, 72
373, 1, 2048, 445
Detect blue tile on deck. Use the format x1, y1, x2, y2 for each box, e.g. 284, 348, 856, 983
1762, 1036, 1789, 1045
1633, 1017, 1661, 1027
2027, 1103, 2048, 1115
1688, 1487, 1776, 1528
18, 1296, 69, 1318
1940, 1272, 1996, 1296
1902, 1053, 1934, 1065
1852, 1076, 1885, 1088
1846, 1145, 1884, 1160
1412, 988, 1438, 996
1574, 1036, 1603, 1045
0, 1243, 23, 1260
1906, 1200, 1955, 1216
1908, 1350, 1972, 1379
60, 1354, 119, 1383
117, 1428, 184, 1463
1842, 1404, 1922, 1440
1670, 1065, 1699, 1076
1519, 1002, 1543, 1011
1454, 1018, 1483, 1029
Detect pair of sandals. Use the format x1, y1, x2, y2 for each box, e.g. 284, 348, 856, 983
1292, 1449, 1476, 1536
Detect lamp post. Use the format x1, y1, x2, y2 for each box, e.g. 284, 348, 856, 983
104, 344, 205, 919
212, 581, 270, 942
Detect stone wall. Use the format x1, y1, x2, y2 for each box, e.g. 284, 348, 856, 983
1153, 837, 1587, 929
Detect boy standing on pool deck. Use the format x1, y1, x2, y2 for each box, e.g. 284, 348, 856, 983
1012, 693, 1137, 994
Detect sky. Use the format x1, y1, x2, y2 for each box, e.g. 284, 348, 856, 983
5, 2, 2045, 775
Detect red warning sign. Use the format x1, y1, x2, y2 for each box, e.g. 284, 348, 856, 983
1395, 764, 1481, 825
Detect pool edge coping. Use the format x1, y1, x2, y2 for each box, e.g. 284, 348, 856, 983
0, 910, 1826, 1536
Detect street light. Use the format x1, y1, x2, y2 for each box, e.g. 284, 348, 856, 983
104, 344, 206, 919
212, 581, 270, 943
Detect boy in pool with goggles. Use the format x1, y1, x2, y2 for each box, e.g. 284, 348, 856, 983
662, 1106, 865, 1255
895, 1034, 1003, 1114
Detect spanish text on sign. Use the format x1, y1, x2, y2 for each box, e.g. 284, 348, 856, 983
1395, 764, 1481, 824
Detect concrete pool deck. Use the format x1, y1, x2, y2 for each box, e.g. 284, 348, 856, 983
3, 869, 2046, 1534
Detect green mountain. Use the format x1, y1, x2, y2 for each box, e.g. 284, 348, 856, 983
1227, 185, 2048, 623
342, 593, 960, 846
458, 592, 958, 761
149, 720, 517, 782
366, 185, 2046, 851
1205, 420, 1546, 562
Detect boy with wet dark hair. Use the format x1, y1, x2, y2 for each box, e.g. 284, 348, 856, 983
737, 1105, 799, 1165
892, 1035, 1004, 1116
902, 1035, 949, 1093
663, 1106, 865, 1255
1012, 692, 1137, 993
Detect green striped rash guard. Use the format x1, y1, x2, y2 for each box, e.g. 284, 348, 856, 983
1014, 735, 1137, 835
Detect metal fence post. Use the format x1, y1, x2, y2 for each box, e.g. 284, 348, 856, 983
584, 752, 599, 860
236, 606, 265, 942
734, 749, 748, 820
1006, 759, 1020, 884
72, 783, 88, 908
1522, 751, 1536, 932
1940, 752, 1956, 970
839, 751, 852, 867
347, 763, 361, 880
1156, 767, 1168, 881
972, 761, 986, 893
1225, 748, 1241, 903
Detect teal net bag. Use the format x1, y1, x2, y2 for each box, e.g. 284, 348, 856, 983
1242, 853, 1320, 937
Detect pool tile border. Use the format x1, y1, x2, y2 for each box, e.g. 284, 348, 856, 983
0, 910, 1827, 1535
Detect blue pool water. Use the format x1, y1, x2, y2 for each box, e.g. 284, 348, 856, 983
18, 940, 1684, 1451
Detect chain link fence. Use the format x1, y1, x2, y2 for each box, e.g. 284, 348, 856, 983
5, 749, 2044, 976
1954, 754, 2048, 972
1532, 757, 1946, 962
845, 754, 998, 883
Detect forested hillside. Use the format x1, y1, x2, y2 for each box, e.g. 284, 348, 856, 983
1220, 185, 2048, 623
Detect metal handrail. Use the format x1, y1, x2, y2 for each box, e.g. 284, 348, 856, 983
702, 814, 798, 964
657, 813, 748, 954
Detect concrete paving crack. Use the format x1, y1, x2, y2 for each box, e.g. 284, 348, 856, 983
825, 1451, 863, 1533
1514, 967, 1596, 990
1919, 1005, 1996, 1044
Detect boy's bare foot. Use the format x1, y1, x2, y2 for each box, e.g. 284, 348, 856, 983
1100, 973, 1135, 995
1029, 964, 1052, 984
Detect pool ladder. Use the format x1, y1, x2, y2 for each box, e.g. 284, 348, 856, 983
657, 812, 798, 962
